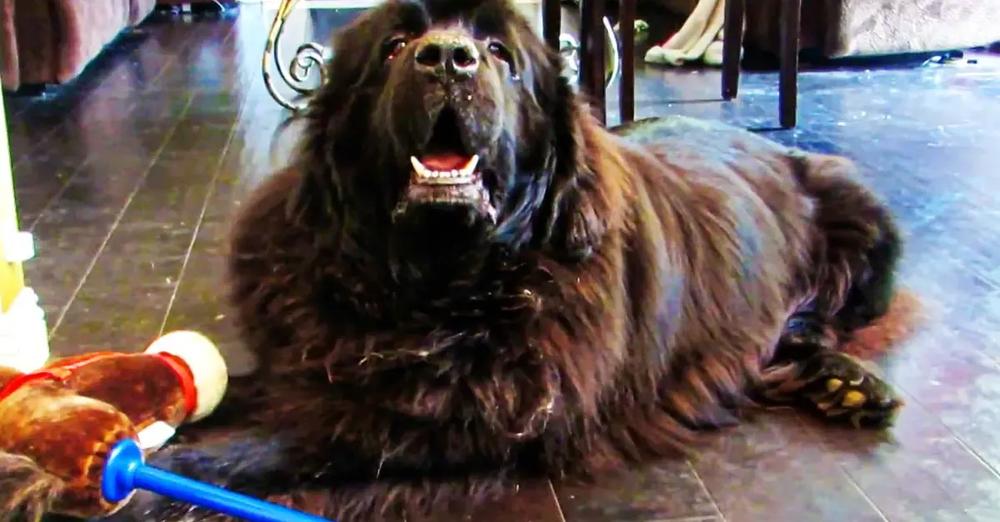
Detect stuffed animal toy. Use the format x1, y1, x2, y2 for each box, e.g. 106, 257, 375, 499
0, 331, 227, 520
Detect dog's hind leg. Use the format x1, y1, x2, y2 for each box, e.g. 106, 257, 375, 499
760, 154, 904, 427
99, 433, 314, 522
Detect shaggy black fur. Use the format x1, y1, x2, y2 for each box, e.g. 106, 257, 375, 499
0, 1, 906, 521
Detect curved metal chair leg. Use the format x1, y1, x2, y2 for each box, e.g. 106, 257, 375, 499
604, 16, 621, 90
263, 0, 329, 112
558, 18, 620, 90
262, 3, 615, 112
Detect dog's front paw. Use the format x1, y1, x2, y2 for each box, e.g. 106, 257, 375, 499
101, 444, 243, 522
102, 489, 220, 522
762, 351, 903, 428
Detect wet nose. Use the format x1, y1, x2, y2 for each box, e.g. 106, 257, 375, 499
414, 31, 480, 80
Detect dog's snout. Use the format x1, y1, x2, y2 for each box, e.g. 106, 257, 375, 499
414, 31, 479, 80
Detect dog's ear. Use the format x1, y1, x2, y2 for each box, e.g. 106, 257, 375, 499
533, 54, 608, 261
286, 14, 379, 227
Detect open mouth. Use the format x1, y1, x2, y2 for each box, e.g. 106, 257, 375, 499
410, 154, 480, 186
394, 109, 498, 223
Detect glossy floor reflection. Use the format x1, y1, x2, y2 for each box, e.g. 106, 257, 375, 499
6, 5, 1000, 522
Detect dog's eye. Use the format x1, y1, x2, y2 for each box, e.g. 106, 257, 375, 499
382, 36, 410, 62
486, 40, 518, 78
486, 40, 511, 62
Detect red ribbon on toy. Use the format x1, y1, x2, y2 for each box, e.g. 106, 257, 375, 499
0, 350, 199, 419
0, 352, 117, 401
151, 352, 198, 419
0, 371, 61, 402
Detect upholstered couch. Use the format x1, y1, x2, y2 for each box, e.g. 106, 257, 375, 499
745, 0, 1000, 58
0, 0, 156, 91
651, 0, 1000, 59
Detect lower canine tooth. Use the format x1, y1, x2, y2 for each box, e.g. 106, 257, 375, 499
460, 155, 480, 176
410, 156, 428, 176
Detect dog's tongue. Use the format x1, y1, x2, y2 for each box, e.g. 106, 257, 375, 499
421, 153, 470, 171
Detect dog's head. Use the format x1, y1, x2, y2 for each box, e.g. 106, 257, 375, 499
293, 0, 600, 283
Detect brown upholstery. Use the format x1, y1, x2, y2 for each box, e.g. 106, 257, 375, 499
0, 0, 156, 91
745, 0, 1000, 58
128, 0, 157, 25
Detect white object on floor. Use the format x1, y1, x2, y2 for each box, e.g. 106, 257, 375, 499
0, 287, 50, 372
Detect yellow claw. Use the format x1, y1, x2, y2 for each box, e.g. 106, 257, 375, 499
826, 378, 844, 393
842, 390, 867, 408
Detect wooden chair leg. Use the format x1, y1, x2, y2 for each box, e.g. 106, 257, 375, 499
579, 0, 607, 124
618, 0, 636, 123
542, 0, 561, 50
721, 0, 744, 100
779, 0, 801, 128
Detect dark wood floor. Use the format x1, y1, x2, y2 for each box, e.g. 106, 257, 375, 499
6, 5, 1000, 522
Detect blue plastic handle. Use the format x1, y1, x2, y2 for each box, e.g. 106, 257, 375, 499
102, 439, 331, 522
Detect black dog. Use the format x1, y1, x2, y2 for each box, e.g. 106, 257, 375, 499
0, 1, 905, 520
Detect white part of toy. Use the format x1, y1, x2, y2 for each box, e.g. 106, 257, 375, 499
145, 330, 228, 422
136, 420, 178, 451
0, 287, 49, 372
1, 231, 33, 262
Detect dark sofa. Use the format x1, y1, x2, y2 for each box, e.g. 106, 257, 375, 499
1, 0, 156, 91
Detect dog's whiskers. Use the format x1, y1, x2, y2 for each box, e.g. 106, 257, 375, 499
375, 452, 386, 480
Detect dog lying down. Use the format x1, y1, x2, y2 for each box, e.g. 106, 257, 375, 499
2, 1, 917, 520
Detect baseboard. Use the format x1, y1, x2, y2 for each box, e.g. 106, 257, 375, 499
0, 287, 49, 372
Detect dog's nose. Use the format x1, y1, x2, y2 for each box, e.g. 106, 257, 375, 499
414, 31, 480, 80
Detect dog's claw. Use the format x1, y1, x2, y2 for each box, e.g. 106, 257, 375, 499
761, 351, 902, 428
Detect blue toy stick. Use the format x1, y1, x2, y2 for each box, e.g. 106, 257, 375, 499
102, 439, 331, 522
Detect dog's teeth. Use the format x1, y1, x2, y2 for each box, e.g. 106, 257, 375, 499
460, 155, 480, 176
410, 156, 482, 185
410, 156, 435, 179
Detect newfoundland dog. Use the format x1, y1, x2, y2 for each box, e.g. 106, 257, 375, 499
1, 0, 906, 520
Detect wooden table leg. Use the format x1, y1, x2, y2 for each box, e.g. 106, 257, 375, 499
579, 0, 607, 124
779, 0, 801, 128
721, 0, 744, 100
543, 0, 561, 50
619, 0, 636, 123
